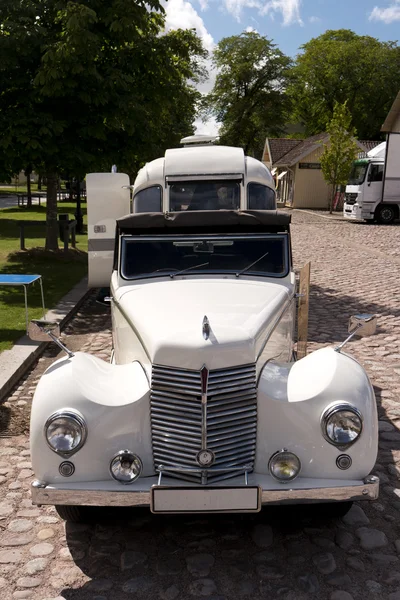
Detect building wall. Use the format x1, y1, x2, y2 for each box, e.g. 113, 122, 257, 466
292, 146, 330, 209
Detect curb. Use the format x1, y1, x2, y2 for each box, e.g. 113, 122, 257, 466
0, 278, 92, 403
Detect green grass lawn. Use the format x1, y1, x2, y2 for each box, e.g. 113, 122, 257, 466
0, 183, 47, 195
0, 202, 88, 352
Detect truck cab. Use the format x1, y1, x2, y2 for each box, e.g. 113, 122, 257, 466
343, 139, 399, 224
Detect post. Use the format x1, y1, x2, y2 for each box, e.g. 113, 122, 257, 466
63, 223, 69, 254
75, 179, 83, 234
297, 262, 311, 360
71, 221, 76, 248
19, 224, 25, 251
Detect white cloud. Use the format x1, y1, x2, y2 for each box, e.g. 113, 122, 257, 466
162, 0, 218, 133
369, 0, 400, 23
163, 0, 215, 53
194, 116, 220, 136
197, 0, 209, 10
222, 0, 302, 25
309, 15, 321, 23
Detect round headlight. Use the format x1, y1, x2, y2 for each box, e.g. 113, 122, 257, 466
110, 451, 142, 484
322, 404, 362, 447
45, 410, 87, 455
269, 450, 301, 483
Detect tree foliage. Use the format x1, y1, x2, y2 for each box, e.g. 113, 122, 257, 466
0, 0, 207, 249
320, 101, 359, 213
289, 29, 400, 140
203, 32, 292, 158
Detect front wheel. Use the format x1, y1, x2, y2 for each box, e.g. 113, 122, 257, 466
375, 204, 396, 224
55, 505, 89, 523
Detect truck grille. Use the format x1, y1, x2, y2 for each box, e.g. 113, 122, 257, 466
345, 193, 357, 205
150, 363, 257, 483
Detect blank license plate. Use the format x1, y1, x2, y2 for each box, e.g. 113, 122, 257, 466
151, 486, 261, 514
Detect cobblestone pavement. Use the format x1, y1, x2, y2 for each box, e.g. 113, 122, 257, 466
1, 211, 400, 600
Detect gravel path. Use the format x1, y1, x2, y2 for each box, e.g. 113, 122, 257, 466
0, 211, 400, 600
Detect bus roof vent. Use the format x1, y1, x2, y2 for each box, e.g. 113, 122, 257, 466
180, 134, 218, 147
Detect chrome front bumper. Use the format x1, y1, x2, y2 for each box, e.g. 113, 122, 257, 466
32, 474, 379, 508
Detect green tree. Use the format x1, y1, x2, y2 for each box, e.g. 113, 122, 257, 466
320, 101, 359, 213
289, 29, 400, 139
203, 31, 292, 158
0, 0, 206, 248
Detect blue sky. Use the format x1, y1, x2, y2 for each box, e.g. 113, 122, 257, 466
162, 0, 400, 133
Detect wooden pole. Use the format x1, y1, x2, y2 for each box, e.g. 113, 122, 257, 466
297, 262, 311, 360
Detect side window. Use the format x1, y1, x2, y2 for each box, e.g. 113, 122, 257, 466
133, 186, 162, 213
248, 183, 276, 210
369, 164, 384, 182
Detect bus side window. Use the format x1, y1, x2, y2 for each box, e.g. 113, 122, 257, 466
248, 183, 276, 210
133, 186, 162, 213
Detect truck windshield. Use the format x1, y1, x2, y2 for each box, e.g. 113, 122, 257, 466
121, 235, 288, 280
348, 163, 368, 185
169, 181, 240, 211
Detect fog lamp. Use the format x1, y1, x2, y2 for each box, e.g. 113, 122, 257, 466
269, 450, 301, 483
45, 410, 87, 456
110, 450, 142, 484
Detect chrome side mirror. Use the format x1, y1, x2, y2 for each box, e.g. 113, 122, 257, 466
28, 320, 60, 342
335, 314, 377, 352
28, 320, 73, 358
348, 314, 377, 337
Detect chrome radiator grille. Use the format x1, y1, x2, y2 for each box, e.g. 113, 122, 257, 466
150, 363, 257, 483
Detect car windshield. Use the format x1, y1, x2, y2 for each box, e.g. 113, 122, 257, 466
121, 235, 288, 280
348, 162, 368, 185
169, 181, 240, 211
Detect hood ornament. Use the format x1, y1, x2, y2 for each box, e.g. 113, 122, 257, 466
202, 316, 210, 340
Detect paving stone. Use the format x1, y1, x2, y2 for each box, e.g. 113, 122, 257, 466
122, 577, 154, 593
312, 552, 336, 574
256, 564, 284, 580
8, 520, 33, 533
0, 533, 34, 547
346, 556, 365, 572
251, 524, 273, 548
16, 509, 40, 518
389, 593, 400, 600
86, 579, 113, 591
297, 573, 319, 593
37, 528, 55, 540
25, 558, 49, 575
368, 553, 399, 565
16, 577, 42, 588
312, 537, 336, 550
335, 531, 354, 550
121, 550, 148, 570
13, 592, 34, 599
160, 584, 180, 600
156, 557, 182, 575
0, 503, 14, 517
342, 505, 370, 525
189, 579, 217, 596
366, 580, 382, 594
326, 572, 351, 587
330, 592, 354, 600
186, 554, 215, 577
0, 550, 24, 564
0, 577, 7, 588
29, 543, 54, 556
356, 527, 388, 550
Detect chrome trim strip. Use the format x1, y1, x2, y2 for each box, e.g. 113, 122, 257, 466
31, 477, 379, 507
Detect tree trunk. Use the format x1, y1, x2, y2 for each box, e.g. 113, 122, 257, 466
45, 172, 59, 251
329, 184, 335, 214
25, 168, 32, 208
37, 174, 42, 191
75, 178, 83, 234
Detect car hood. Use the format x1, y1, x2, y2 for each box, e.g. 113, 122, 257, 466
115, 278, 292, 370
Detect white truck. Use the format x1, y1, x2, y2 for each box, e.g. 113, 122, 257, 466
343, 136, 400, 224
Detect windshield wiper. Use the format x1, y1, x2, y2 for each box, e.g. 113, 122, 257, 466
235, 252, 269, 278
170, 262, 210, 279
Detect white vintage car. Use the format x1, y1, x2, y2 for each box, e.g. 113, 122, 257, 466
29, 137, 379, 522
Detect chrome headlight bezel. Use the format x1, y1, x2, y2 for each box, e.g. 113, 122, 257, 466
44, 409, 87, 457
321, 403, 363, 449
268, 449, 301, 483
110, 450, 143, 484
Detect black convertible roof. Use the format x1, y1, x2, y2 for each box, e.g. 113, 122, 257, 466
117, 210, 291, 235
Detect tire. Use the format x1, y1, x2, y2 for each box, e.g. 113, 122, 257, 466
55, 505, 89, 523
375, 204, 396, 224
